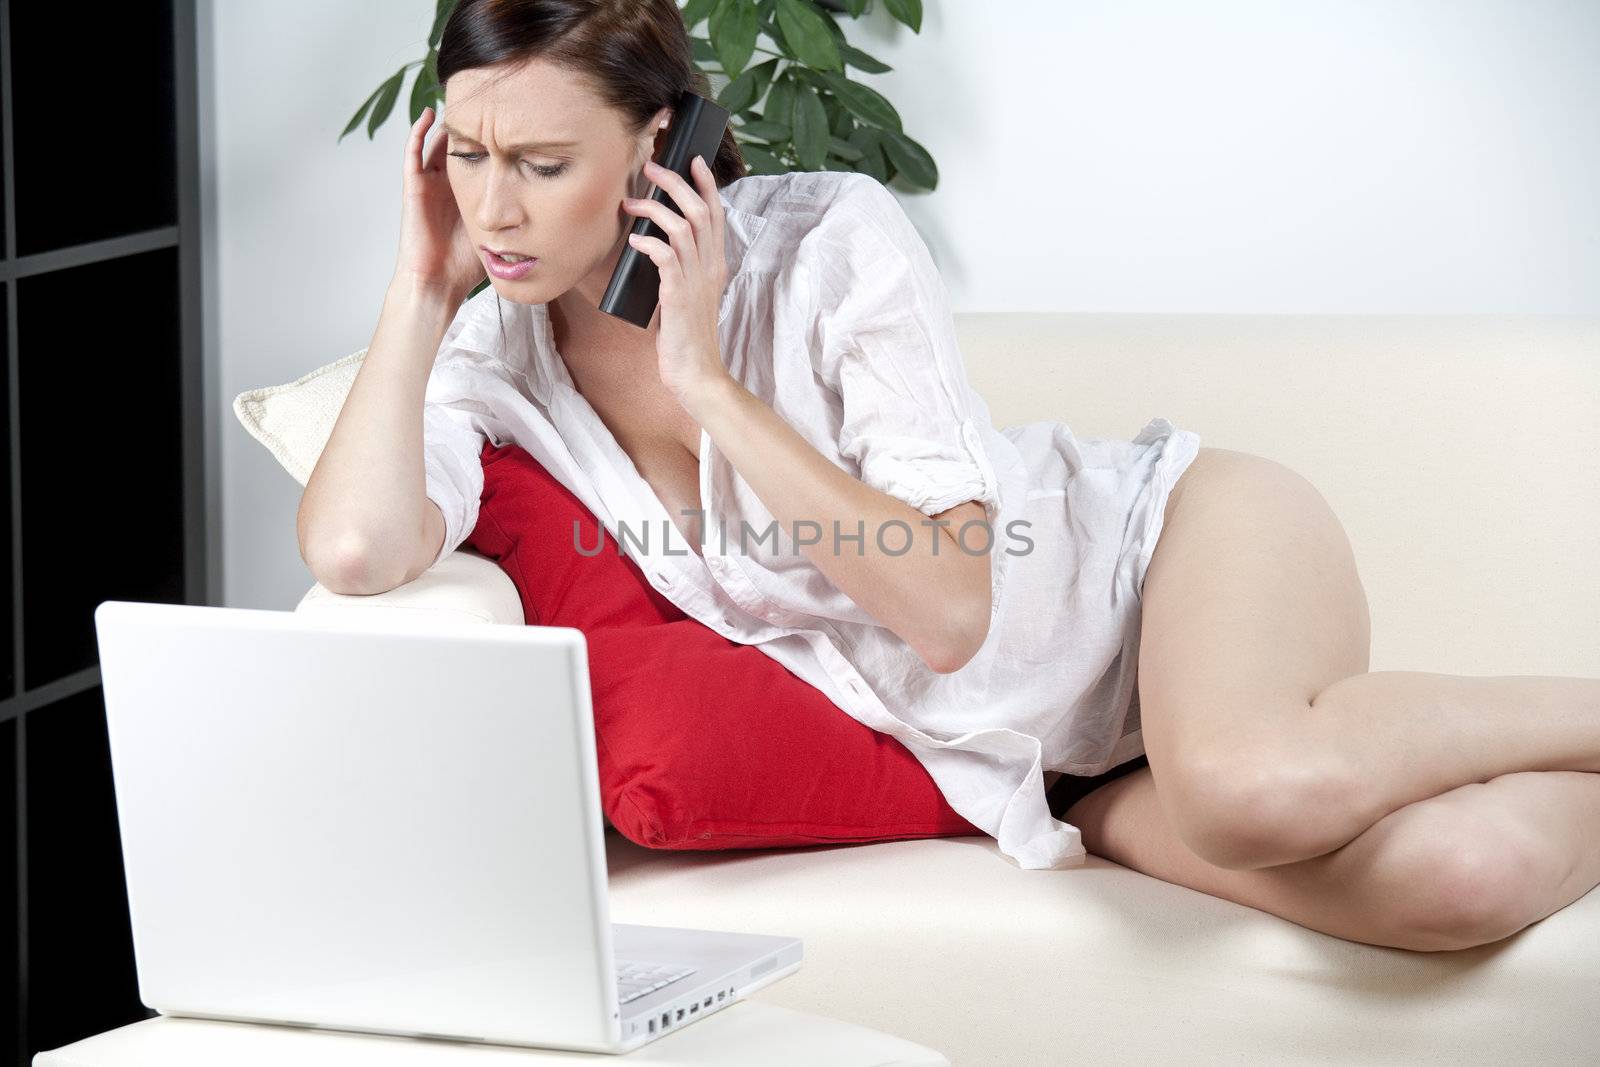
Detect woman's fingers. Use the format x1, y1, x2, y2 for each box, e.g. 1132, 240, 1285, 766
421, 110, 450, 174
625, 196, 696, 264
407, 107, 432, 177
626, 233, 682, 285
645, 158, 711, 230
690, 154, 725, 276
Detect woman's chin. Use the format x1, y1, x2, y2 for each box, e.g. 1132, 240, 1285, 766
490, 283, 545, 305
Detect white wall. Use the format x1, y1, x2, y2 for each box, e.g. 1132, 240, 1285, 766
210, 0, 1599, 609
872, 0, 1599, 314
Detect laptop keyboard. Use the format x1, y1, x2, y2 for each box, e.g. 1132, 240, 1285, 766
616, 959, 697, 1004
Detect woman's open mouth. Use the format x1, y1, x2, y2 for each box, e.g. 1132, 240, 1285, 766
483, 248, 539, 279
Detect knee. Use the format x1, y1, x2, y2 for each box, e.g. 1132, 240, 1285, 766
1163, 744, 1358, 872
1387, 820, 1555, 952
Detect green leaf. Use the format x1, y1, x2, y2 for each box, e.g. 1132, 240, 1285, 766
746, 57, 780, 102
790, 84, 829, 169
741, 144, 787, 175
846, 126, 886, 181
827, 135, 864, 161
757, 17, 796, 60
837, 42, 891, 74
786, 64, 828, 92
709, 0, 759, 78
764, 72, 796, 129
690, 35, 719, 64
878, 127, 937, 189
367, 69, 406, 139
883, 0, 923, 33
775, 0, 841, 71
723, 57, 777, 115
718, 66, 762, 113
829, 102, 855, 138
736, 118, 791, 142
842, 0, 869, 16
813, 70, 900, 132
340, 81, 386, 143
428, 0, 456, 49
680, 0, 719, 30
408, 64, 439, 124
812, 1, 846, 43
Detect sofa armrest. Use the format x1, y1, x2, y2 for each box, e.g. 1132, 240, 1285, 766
295, 547, 525, 626
293, 548, 625, 832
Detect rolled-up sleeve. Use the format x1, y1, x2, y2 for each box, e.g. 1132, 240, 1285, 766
807, 175, 999, 521
421, 395, 485, 567
420, 301, 514, 566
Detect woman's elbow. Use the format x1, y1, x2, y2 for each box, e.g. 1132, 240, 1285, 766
926, 596, 992, 675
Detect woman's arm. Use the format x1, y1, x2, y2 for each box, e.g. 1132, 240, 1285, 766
297, 279, 458, 595
621, 160, 991, 672
682, 374, 992, 674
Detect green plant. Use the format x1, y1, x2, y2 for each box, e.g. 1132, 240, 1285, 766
339, 0, 938, 192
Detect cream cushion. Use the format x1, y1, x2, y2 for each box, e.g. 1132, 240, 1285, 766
233, 348, 367, 488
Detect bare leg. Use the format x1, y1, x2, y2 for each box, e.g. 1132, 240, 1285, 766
1306, 671, 1600, 854
1067, 762, 1600, 952
1136, 446, 1600, 869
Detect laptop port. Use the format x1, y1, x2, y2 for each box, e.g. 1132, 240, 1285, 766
703, 996, 713, 1007
676, 1008, 685, 1021
717, 991, 725, 1002
690, 1003, 699, 1014
648, 1018, 656, 1033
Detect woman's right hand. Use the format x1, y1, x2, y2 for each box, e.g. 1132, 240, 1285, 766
394, 106, 485, 306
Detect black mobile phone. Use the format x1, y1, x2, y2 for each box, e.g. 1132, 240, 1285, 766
598, 88, 731, 329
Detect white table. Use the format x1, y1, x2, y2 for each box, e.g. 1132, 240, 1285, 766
31, 1003, 950, 1065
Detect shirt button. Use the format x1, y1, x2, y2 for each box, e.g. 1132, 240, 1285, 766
655, 570, 672, 587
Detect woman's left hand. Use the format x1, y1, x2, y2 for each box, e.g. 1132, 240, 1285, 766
622, 155, 733, 406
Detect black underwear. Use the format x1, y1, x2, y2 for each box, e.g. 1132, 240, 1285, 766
1046, 753, 1151, 819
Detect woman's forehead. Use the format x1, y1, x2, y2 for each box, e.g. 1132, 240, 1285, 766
443, 60, 608, 131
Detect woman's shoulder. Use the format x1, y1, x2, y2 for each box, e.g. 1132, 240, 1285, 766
721, 170, 914, 271
720, 167, 890, 218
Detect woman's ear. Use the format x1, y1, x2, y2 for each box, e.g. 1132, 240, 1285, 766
629, 112, 673, 199
651, 110, 672, 155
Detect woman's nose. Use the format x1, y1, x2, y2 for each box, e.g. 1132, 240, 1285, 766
474, 170, 524, 232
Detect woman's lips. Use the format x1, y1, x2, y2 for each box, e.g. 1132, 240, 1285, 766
483, 248, 539, 279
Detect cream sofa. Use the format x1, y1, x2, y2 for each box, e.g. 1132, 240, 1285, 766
287, 313, 1599, 1064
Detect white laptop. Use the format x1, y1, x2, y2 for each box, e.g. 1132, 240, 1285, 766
91, 600, 802, 1054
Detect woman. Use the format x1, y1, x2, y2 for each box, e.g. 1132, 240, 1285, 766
299, 0, 1600, 952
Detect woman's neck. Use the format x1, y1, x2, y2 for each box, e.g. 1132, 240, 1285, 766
548, 291, 659, 392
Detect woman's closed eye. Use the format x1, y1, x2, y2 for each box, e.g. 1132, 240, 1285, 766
447, 151, 567, 178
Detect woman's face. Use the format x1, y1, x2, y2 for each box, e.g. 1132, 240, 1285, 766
441, 58, 667, 306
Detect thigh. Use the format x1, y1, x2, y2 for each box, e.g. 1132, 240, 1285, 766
1137, 446, 1372, 777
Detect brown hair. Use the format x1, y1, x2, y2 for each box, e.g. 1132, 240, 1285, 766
436, 0, 748, 188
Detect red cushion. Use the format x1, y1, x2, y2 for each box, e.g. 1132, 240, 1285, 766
461, 440, 981, 850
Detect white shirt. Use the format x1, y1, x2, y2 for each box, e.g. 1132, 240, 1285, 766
420, 169, 1201, 870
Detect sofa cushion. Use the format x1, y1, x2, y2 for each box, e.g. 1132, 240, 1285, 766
462, 440, 983, 850
603, 825, 1600, 1064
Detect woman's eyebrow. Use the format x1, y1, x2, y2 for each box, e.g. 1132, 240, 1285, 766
438, 122, 580, 151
